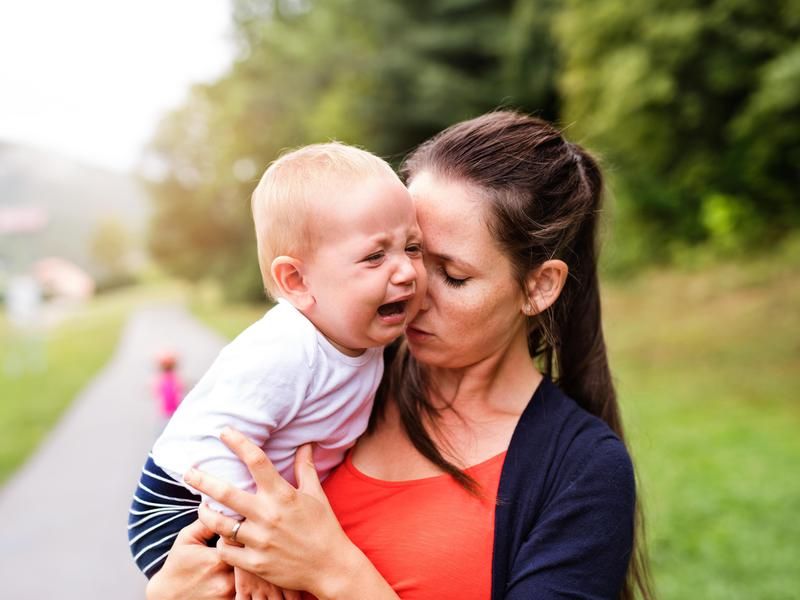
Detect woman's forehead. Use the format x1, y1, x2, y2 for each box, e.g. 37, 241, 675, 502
409, 172, 483, 218
408, 172, 500, 262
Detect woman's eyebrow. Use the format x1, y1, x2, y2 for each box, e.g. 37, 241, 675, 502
429, 251, 476, 271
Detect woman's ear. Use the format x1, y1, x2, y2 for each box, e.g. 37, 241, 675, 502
271, 256, 314, 311
523, 259, 568, 316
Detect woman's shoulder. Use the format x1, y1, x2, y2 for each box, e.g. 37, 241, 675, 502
516, 376, 629, 454
501, 377, 634, 509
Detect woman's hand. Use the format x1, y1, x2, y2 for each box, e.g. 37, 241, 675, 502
185, 429, 371, 599
145, 519, 234, 600
232, 562, 301, 600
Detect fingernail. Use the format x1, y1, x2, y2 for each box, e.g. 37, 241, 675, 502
220, 426, 233, 439
184, 468, 197, 483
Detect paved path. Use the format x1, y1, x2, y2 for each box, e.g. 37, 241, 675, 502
0, 304, 226, 600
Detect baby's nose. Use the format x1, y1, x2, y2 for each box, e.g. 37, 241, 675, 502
392, 255, 416, 285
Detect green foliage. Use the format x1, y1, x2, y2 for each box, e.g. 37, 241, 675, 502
146, 0, 799, 287
145, 0, 562, 297
558, 0, 800, 260
89, 217, 139, 291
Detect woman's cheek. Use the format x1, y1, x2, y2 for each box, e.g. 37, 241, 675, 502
449, 290, 490, 329
415, 260, 429, 297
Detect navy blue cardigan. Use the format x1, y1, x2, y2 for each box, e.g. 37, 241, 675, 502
492, 377, 635, 599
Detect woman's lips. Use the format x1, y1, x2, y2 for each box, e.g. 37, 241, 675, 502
405, 325, 433, 342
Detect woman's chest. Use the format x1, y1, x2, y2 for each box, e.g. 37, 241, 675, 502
319, 454, 504, 600
352, 409, 516, 481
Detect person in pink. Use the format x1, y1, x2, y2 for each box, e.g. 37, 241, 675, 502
153, 351, 183, 421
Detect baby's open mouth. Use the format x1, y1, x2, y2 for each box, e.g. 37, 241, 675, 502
377, 300, 407, 317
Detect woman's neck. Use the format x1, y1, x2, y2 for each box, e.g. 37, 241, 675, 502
425, 332, 541, 418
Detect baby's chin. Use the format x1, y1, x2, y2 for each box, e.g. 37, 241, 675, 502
366, 323, 409, 348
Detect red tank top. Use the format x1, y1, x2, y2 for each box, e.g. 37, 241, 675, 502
304, 450, 505, 599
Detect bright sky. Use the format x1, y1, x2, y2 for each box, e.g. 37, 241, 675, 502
0, 1, 236, 172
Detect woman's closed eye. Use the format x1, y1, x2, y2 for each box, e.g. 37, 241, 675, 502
439, 266, 468, 287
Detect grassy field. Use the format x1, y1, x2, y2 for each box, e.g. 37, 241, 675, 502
0, 284, 182, 484
604, 244, 800, 599
189, 284, 271, 341
192, 243, 799, 599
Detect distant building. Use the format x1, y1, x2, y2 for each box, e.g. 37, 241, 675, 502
5, 275, 42, 327
0, 206, 49, 234
33, 257, 95, 301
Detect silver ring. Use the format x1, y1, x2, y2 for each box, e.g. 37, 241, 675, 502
230, 520, 243, 542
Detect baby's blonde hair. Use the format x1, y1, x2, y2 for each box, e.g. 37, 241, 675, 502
252, 141, 399, 299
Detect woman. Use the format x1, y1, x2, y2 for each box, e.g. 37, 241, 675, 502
147, 111, 652, 600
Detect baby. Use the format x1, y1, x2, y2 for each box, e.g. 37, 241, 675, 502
128, 143, 425, 597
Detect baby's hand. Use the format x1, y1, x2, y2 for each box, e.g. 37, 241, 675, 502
234, 566, 301, 600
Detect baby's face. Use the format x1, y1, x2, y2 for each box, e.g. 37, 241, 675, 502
302, 175, 427, 354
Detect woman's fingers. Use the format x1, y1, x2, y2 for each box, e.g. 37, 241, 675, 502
264, 586, 281, 600
293, 444, 327, 504
199, 502, 252, 546
174, 516, 217, 546
220, 427, 292, 496
185, 467, 254, 517
148, 520, 235, 600
215, 534, 252, 571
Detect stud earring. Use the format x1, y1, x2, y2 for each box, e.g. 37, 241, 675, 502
523, 303, 533, 315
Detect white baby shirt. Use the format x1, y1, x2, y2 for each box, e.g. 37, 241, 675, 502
151, 299, 383, 514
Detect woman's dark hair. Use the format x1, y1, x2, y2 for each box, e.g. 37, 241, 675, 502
373, 110, 652, 600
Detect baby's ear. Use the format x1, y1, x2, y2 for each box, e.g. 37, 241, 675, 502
271, 256, 313, 311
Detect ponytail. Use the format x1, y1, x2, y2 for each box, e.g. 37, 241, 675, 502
536, 144, 622, 432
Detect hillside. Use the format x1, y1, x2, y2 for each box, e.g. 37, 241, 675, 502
0, 142, 150, 276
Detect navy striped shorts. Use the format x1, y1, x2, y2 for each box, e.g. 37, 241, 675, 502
127, 455, 216, 577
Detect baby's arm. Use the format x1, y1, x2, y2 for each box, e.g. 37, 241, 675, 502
150, 327, 313, 517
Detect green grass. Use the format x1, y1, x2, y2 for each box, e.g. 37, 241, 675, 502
604, 244, 800, 599
0, 284, 183, 484
188, 283, 270, 340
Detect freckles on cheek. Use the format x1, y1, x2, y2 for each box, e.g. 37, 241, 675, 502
460, 285, 518, 335
454, 291, 496, 332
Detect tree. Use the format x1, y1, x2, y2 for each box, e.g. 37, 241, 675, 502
90, 217, 134, 287
145, 0, 564, 299
557, 0, 800, 256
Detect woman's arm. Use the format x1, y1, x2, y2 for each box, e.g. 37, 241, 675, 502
145, 519, 234, 600
504, 437, 635, 599
186, 428, 400, 600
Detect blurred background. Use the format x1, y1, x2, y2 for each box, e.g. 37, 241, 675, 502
0, 0, 798, 598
